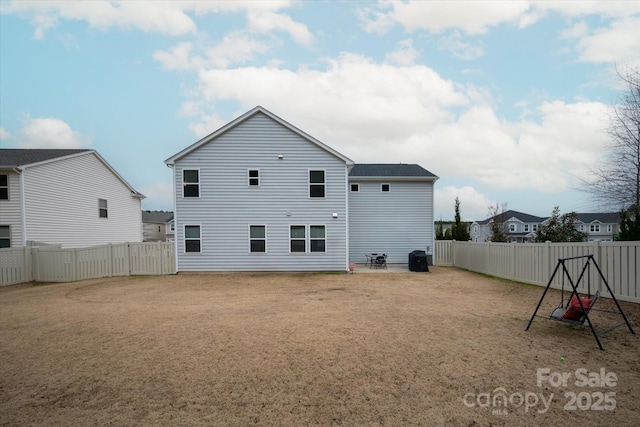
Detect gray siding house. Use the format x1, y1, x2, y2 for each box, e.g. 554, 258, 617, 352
165, 106, 354, 272
142, 210, 175, 242
166, 106, 438, 272
0, 149, 144, 248
349, 164, 437, 264
470, 210, 547, 243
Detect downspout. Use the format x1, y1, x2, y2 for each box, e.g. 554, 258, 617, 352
167, 163, 178, 273
14, 167, 27, 246
344, 165, 350, 272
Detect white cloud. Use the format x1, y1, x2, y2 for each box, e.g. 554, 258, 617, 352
18, 117, 92, 148
140, 182, 174, 211
436, 31, 485, 60
359, 1, 531, 35
435, 186, 494, 221
247, 9, 313, 46
184, 53, 610, 195
571, 17, 640, 67
0, 127, 11, 139
385, 39, 420, 65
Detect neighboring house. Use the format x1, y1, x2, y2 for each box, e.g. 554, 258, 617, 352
142, 210, 174, 242
574, 213, 620, 242
470, 210, 547, 243
0, 149, 144, 248
348, 164, 437, 264
165, 106, 438, 272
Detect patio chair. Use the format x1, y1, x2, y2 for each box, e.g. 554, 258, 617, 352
373, 254, 387, 269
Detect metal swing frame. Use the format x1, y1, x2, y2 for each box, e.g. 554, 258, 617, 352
525, 255, 635, 350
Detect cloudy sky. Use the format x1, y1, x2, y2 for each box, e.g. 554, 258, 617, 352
1, 1, 639, 221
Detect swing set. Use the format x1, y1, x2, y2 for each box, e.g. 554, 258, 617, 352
525, 255, 635, 350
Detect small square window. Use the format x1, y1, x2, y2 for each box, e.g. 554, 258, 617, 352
381, 183, 390, 192
350, 183, 359, 192
248, 169, 260, 186
98, 199, 108, 218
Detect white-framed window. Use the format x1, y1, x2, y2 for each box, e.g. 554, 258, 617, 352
381, 183, 390, 192
290, 225, 306, 253
607, 224, 613, 233
579, 224, 585, 231
158, 225, 161, 232
590, 224, 600, 233
0, 225, 10, 248
183, 169, 200, 198
350, 183, 359, 192
184, 225, 201, 253
98, 198, 108, 218
533, 224, 538, 232
309, 170, 325, 198
249, 225, 266, 253
310, 225, 326, 253
0, 174, 8, 200
170, 222, 175, 232
524, 224, 530, 232
248, 169, 260, 186
509, 223, 516, 232
473, 225, 478, 234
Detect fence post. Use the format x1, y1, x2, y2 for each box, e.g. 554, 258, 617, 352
126, 243, 131, 276
593, 240, 602, 293
32, 247, 39, 282
108, 243, 113, 277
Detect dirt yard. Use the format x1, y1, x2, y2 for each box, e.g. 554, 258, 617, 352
1, 267, 639, 426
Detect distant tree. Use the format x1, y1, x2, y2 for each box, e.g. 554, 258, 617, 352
585, 66, 640, 240
534, 206, 588, 242
444, 227, 452, 240
488, 203, 508, 242
450, 197, 471, 241
618, 206, 640, 240
435, 221, 445, 240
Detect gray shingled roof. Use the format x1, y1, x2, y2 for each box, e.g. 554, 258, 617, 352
575, 212, 620, 223
476, 210, 548, 225
0, 149, 91, 168
349, 163, 437, 178
142, 210, 174, 223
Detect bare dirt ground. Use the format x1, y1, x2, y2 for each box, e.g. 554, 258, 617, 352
1, 267, 639, 426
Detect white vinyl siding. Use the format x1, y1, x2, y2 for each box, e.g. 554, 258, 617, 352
20, 153, 142, 247
172, 112, 348, 271
349, 180, 435, 264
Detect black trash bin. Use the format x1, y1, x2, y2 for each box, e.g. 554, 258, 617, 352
409, 250, 429, 272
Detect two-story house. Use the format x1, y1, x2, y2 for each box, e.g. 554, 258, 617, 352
165, 106, 438, 272
470, 210, 547, 243
142, 210, 175, 242
0, 149, 144, 248
574, 213, 620, 242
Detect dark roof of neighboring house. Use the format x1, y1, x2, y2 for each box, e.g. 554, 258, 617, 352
476, 210, 548, 225
142, 210, 174, 223
349, 163, 437, 178
575, 212, 620, 223
0, 149, 92, 168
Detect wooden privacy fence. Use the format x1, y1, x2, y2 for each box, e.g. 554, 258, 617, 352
435, 240, 639, 303
1, 242, 175, 286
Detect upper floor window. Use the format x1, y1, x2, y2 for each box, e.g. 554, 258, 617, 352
590, 224, 600, 233
509, 223, 516, 232
184, 225, 201, 253
381, 183, 390, 192
170, 222, 175, 232
0, 175, 7, 200
248, 169, 260, 186
473, 225, 478, 234
309, 170, 325, 198
533, 224, 538, 231
607, 224, 613, 233
249, 225, 266, 253
350, 183, 359, 192
0, 225, 10, 248
183, 169, 200, 198
523, 224, 530, 232
98, 199, 108, 218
